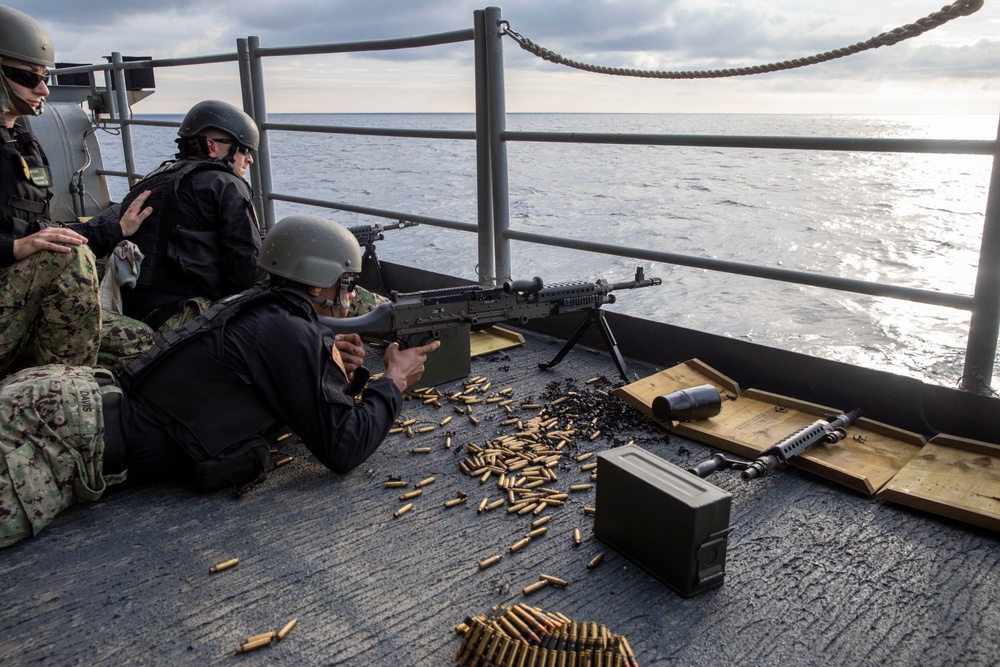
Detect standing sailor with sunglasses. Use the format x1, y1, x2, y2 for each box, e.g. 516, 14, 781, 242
118, 99, 264, 334
0, 5, 154, 379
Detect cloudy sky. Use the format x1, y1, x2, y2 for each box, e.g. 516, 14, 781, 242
13, 0, 1000, 114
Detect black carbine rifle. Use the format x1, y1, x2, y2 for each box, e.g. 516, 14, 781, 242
347, 221, 418, 294
688, 409, 862, 480
319, 267, 662, 381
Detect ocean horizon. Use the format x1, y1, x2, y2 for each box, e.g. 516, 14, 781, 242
100, 112, 998, 389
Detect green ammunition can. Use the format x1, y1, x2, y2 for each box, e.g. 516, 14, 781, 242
594, 445, 731, 597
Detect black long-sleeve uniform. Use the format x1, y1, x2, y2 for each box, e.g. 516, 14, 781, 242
115, 286, 402, 484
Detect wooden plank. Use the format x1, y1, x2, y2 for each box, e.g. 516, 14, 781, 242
615, 363, 924, 495
878, 435, 1000, 532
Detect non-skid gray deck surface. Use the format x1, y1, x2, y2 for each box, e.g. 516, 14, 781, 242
1, 327, 998, 667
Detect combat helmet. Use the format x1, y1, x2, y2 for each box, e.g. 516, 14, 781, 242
0, 5, 55, 67
258, 215, 362, 289
176, 99, 259, 156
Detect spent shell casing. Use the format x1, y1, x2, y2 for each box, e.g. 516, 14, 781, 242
510, 537, 531, 553
573, 528, 582, 546
440, 416, 453, 426
569, 484, 593, 492
409, 447, 432, 454
522, 580, 548, 595
209, 558, 239, 574
235, 635, 272, 654
478, 497, 489, 513
526, 526, 548, 539
583, 507, 596, 516
587, 552, 605, 569
539, 574, 568, 588
415, 476, 436, 488
478, 555, 502, 570
575, 452, 594, 462
388, 427, 404, 435
444, 494, 468, 508
400, 489, 423, 500
531, 516, 551, 529
416, 425, 435, 434
486, 498, 506, 512
274, 456, 295, 467
277, 617, 298, 641
394, 503, 414, 517
402, 418, 417, 426
580, 462, 598, 472
243, 631, 275, 644
384, 480, 408, 488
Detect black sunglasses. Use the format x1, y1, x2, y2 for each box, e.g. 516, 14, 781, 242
2, 65, 49, 89
208, 137, 253, 155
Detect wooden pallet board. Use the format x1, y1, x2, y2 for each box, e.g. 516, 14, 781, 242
470, 325, 525, 357
614, 360, 925, 495
877, 434, 1000, 532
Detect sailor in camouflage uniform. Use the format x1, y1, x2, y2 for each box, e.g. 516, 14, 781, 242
0, 5, 155, 379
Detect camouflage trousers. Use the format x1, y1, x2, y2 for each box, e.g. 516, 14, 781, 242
0, 365, 121, 548
0, 245, 101, 377
0, 246, 156, 380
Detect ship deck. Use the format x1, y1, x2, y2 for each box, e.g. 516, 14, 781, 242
1, 324, 998, 667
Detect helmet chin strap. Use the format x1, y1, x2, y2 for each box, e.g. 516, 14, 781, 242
0, 74, 43, 116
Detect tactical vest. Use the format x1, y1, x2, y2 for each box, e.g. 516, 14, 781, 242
0, 122, 51, 238
120, 285, 291, 463
121, 158, 252, 298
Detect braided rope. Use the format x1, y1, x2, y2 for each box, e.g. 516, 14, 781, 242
500, 0, 985, 79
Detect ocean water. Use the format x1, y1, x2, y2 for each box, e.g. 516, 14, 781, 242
99, 113, 998, 389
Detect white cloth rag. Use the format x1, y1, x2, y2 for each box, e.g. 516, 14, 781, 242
100, 240, 144, 314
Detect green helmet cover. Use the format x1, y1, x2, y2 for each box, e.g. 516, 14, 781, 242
258, 215, 362, 288
0, 5, 55, 67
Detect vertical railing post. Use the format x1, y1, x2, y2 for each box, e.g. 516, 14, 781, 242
484, 6, 511, 283
237, 38, 265, 233
473, 9, 496, 286
247, 36, 277, 232
961, 113, 1000, 394
110, 52, 138, 186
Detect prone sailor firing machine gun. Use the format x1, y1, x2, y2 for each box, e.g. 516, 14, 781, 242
320, 267, 662, 382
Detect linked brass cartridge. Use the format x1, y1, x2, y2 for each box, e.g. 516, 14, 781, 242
209, 558, 239, 574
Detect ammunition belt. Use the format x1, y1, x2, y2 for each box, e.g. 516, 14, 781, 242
454, 603, 638, 667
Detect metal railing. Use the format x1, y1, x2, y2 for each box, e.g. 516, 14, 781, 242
52, 7, 1000, 393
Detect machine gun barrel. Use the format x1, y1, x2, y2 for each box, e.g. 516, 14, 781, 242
741, 408, 862, 481
317, 267, 662, 381
347, 220, 418, 248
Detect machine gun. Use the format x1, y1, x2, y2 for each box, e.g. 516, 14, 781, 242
688, 409, 862, 480
319, 267, 662, 381
347, 220, 418, 294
